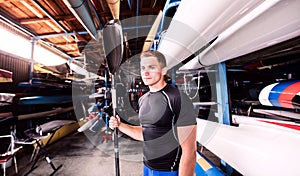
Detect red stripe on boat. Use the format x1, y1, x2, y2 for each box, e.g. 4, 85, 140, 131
259, 120, 300, 131
278, 81, 300, 109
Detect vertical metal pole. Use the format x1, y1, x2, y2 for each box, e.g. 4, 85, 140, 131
135, 0, 139, 50
111, 74, 120, 176
215, 62, 230, 124
29, 39, 37, 84
171, 68, 176, 86
215, 62, 233, 175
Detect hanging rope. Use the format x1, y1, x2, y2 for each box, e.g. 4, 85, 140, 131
184, 70, 201, 100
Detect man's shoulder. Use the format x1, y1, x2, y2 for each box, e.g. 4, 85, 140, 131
165, 84, 189, 99
163, 84, 180, 95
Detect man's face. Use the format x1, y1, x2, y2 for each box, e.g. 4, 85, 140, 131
140, 56, 165, 87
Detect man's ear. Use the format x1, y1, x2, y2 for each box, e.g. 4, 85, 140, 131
162, 67, 167, 75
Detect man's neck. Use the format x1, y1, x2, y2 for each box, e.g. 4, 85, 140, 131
149, 81, 167, 92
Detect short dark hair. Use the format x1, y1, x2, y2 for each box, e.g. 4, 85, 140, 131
140, 50, 166, 68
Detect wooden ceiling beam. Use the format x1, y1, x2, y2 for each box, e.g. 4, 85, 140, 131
67, 50, 81, 55
0, 0, 166, 60
55, 42, 78, 47
19, 6, 161, 25
19, 17, 50, 24
0, 0, 22, 3
19, 15, 76, 24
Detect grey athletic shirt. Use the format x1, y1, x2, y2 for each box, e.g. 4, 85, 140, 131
138, 84, 196, 171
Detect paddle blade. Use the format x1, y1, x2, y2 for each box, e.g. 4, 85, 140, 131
106, 0, 120, 19
103, 19, 124, 74
142, 10, 163, 52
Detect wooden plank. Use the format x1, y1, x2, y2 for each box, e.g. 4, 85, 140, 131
42, 0, 63, 16
1, 2, 28, 18
0, 0, 22, 3
19, 17, 51, 24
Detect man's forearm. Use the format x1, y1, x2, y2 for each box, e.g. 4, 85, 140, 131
179, 151, 196, 176
118, 122, 143, 141
178, 125, 197, 176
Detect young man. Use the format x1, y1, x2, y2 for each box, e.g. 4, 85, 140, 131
109, 50, 197, 176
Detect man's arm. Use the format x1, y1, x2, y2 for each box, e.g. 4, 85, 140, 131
178, 125, 197, 176
109, 116, 144, 141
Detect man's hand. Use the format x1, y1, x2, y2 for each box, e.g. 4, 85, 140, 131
109, 115, 121, 129
109, 115, 143, 141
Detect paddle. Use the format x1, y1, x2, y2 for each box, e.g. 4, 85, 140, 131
103, 18, 124, 176
106, 0, 120, 20
103, 19, 124, 74
142, 10, 163, 52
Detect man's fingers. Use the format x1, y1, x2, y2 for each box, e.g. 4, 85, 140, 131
109, 116, 120, 129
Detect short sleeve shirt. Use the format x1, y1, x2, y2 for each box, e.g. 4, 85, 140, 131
138, 84, 196, 171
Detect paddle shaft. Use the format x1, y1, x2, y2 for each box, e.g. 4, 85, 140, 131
111, 74, 120, 176
103, 19, 123, 176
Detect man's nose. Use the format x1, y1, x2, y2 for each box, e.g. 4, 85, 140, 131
144, 70, 149, 76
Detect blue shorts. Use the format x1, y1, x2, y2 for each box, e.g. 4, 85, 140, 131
143, 165, 178, 176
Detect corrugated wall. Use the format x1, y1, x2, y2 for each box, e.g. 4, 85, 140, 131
0, 51, 30, 92
0, 18, 31, 92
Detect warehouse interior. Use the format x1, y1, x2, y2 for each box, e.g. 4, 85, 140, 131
0, 0, 300, 175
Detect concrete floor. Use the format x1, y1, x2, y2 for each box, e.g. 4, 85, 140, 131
3, 122, 225, 176
5, 129, 143, 176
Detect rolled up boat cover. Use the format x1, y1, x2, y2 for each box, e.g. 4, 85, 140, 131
0, 69, 12, 82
